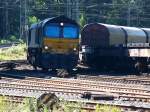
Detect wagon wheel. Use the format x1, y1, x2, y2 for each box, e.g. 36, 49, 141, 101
57, 69, 70, 78
134, 61, 147, 74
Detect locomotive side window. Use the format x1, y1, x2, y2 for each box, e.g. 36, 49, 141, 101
44, 25, 60, 38
63, 25, 78, 39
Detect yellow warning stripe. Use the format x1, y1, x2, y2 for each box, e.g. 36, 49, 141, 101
43, 38, 79, 53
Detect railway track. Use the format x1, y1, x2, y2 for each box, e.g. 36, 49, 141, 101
0, 88, 59, 111
0, 88, 150, 112
0, 77, 150, 111
2, 89, 149, 112
1, 61, 150, 111
77, 75, 150, 85
0, 60, 27, 70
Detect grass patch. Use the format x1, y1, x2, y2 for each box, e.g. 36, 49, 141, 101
0, 96, 121, 112
0, 96, 37, 112
0, 43, 26, 60
53, 100, 121, 112
95, 104, 121, 112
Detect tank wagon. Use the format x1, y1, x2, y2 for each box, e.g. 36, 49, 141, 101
80, 23, 150, 71
27, 16, 79, 71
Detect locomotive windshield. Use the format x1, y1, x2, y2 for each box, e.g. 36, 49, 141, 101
63, 25, 78, 39
44, 23, 78, 39
44, 25, 60, 38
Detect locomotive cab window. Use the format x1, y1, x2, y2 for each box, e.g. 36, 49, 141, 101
44, 24, 60, 38
63, 25, 78, 39
44, 23, 78, 39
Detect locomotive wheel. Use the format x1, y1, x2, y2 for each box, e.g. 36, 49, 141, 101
57, 69, 70, 78
33, 65, 37, 70
134, 61, 147, 74
30, 56, 37, 70
135, 62, 141, 73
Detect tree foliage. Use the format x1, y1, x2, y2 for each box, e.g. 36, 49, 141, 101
28, 16, 40, 25
79, 13, 87, 28
0, 0, 150, 39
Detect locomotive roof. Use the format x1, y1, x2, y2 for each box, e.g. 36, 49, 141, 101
30, 15, 78, 29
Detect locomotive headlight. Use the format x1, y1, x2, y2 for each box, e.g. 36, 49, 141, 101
60, 22, 64, 26
44, 46, 48, 50
73, 48, 77, 51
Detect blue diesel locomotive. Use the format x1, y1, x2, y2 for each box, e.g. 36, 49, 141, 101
27, 16, 79, 71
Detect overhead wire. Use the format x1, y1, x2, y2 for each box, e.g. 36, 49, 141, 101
0, 1, 150, 23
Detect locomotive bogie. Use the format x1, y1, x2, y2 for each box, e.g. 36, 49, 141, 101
39, 53, 78, 69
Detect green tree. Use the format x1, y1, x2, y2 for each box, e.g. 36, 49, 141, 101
29, 16, 40, 25
140, 0, 150, 27
106, 0, 144, 26
79, 13, 87, 28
